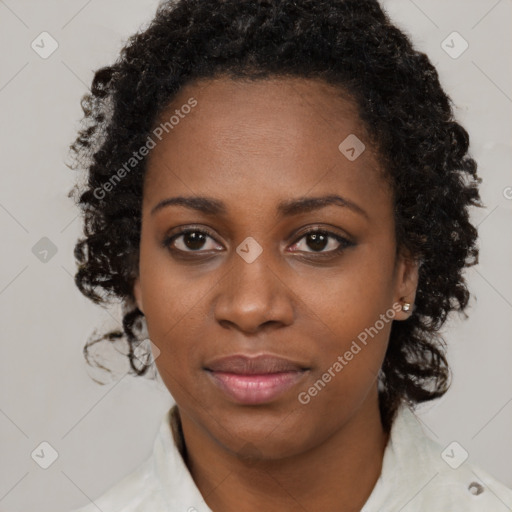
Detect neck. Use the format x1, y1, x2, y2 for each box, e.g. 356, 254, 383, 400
176, 387, 389, 512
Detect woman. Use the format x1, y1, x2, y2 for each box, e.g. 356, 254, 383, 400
68, 0, 512, 510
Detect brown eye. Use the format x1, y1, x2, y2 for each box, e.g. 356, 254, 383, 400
163, 228, 223, 253
304, 232, 329, 252
180, 231, 208, 251
290, 229, 354, 255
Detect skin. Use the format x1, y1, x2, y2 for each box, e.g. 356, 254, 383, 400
133, 76, 418, 512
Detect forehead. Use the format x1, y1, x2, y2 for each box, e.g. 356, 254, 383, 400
143, 76, 389, 216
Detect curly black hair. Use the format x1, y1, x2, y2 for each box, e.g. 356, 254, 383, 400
67, 0, 483, 432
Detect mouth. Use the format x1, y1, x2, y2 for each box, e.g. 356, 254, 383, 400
204, 354, 310, 405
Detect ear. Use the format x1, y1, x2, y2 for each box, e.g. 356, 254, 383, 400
393, 250, 419, 321
133, 277, 144, 314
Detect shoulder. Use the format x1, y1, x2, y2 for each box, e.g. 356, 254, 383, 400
398, 406, 512, 511
364, 405, 512, 511
69, 406, 212, 512
69, 456, 165, 512
416, 427, 512, 510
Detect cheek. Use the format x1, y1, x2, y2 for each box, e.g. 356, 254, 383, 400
139, 235, 212, 330
295, 304, 392, 422
142, 278, 207, 364
292, 246, 396, 406
138, 246, 215, 379
294, 241, 397, 338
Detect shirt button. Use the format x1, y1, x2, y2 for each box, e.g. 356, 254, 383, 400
468, 482, 485, 495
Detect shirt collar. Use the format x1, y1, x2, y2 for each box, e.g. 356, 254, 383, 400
361, 403, 437, 511
152, 403, 428, 511
152, 405, 214, 511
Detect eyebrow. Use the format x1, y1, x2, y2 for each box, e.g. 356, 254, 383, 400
150, 194, 369, 219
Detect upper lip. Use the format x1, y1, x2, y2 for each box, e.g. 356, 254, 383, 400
204, 354, 309, 374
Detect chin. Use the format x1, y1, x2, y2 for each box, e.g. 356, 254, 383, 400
209, 408, 317, 461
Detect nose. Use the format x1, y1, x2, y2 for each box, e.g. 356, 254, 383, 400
213, 248, 295, 334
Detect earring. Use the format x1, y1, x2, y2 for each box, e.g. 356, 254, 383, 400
402, 302, 411, 312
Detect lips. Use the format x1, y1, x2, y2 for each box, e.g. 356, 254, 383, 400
204, 354, 310, 405
205, 354, 308, 374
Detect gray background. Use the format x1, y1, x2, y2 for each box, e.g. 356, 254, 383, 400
0, 0, 511, 510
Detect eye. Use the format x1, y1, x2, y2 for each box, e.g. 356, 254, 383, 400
162, 226, 355, 257
289, 228, 354, 255
162, 227, 223, 253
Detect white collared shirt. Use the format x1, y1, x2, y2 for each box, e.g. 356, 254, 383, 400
71, 404, 512, 511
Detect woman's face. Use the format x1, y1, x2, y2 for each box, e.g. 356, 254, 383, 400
134, 77, 417, 459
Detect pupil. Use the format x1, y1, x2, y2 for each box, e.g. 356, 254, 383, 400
184, 232, 206, 250
307, 233, 327, 251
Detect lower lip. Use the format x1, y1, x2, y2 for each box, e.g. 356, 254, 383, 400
206, 371, 307, 404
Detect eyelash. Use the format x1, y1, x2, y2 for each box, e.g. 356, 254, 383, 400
162, 225, 355, 258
